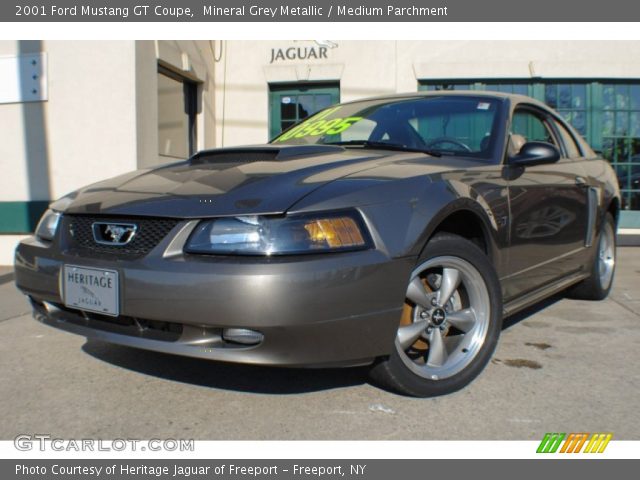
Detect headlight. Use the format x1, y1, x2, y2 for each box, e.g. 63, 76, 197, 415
185, 211, 372, 255
35, 209, 61, 241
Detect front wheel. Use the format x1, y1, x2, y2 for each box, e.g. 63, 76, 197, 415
369, 233, 503, 397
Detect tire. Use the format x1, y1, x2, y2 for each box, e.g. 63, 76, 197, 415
568, 212, 616, 301
369, 233, 503, 397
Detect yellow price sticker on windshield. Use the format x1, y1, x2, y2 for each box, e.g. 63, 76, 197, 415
275, 106, 362, 142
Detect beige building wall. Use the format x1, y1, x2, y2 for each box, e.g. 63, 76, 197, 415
0, 40, 138, 202
0, 40, 217, 264
214, 40, 640, 146
140, 40, 218, 167
2, 39, 638, 263
0, 40, 141, 264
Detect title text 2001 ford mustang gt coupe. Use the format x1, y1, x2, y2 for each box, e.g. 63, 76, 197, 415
15, 92, 619, 396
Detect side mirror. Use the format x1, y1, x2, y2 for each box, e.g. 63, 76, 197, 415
509, 142, 560, 167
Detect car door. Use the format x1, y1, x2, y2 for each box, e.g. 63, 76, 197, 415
503, 105, 590, 302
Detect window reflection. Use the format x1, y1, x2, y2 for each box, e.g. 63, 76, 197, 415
419, 80, 640, 212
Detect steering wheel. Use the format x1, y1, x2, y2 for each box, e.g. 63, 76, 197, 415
424, 137, 473, 152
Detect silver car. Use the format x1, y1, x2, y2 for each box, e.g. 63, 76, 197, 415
15, 92, 619, 396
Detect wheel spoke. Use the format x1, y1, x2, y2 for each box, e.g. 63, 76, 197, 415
437, 268, 460, 307
406, 277, 433, 307
397, 320, 428, 350
426, 328, 448, 367
446, 308, 477, 333
395, 255, 494, 382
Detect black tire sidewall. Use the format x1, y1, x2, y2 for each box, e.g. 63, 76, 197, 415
590, 213, 617, 298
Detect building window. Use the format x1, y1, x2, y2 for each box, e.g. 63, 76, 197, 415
157, 66, 197, 160
420, 80, 640, 220
421, 83, 475, 92
544, 83, 588, 136
599, 83, 640, 211
268, 83, 339, 139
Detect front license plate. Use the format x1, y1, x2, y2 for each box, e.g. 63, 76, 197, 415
63, 265, 119, 316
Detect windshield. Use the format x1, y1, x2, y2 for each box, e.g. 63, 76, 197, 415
271, 95, 502, 159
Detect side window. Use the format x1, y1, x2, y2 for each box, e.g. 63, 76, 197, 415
511, 110, 556, 144
552, 119, 583, 159
510, 108, 559, 157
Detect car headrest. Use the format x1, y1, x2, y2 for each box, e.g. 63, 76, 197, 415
480, 134, 491, 151
509, 134, 527, 155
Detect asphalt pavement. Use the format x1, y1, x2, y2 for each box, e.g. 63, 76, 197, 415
0, 249, 638, 440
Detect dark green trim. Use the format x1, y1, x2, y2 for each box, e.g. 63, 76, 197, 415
0, 201, 49, 233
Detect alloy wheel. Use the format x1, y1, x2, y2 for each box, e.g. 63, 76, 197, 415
395, 255, 491, 380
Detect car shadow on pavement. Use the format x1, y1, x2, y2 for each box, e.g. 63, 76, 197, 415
81, 340, 370, 394
81, 293, 566, 395
501, 293, 564, 330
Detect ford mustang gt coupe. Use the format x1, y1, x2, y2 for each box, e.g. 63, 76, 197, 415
15, 92, 619, 396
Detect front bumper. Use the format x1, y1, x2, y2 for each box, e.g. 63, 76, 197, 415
15, 231, 414, 367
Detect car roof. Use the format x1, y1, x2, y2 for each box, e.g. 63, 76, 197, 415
338, 90, 550, 110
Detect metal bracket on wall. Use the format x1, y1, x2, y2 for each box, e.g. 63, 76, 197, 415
0, 53, 48, 104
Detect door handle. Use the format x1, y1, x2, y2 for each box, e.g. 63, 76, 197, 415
575, 176, 588, 187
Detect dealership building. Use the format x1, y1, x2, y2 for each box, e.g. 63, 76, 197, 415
1, 40, 639, 263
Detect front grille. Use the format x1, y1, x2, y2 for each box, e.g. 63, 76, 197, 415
63, 215, 180, 258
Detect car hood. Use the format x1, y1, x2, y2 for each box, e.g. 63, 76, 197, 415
55, 144, 478, 218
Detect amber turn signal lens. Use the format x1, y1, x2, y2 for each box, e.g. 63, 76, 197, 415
303, 217, 366, 248
186, 211, 371, 255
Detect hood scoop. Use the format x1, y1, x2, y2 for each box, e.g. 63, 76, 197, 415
190, 144, 345, 165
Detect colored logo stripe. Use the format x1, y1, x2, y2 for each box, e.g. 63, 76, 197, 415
559, 433, 589, 453
584, 433, 613, 453
537, 433, 565, 453
537, 433, 613, 453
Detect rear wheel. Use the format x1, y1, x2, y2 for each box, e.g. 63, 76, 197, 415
370, 233, 502, 397
568, 212, 616, 300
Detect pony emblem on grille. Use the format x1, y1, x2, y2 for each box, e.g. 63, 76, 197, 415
92, 222, 138, 246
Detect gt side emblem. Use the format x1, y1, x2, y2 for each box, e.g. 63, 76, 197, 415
92, 222, 137, 246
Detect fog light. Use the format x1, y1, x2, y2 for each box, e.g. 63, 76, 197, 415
222, 328, 264, 345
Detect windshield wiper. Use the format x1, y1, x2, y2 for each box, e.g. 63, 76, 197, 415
323, 140, 442, 157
